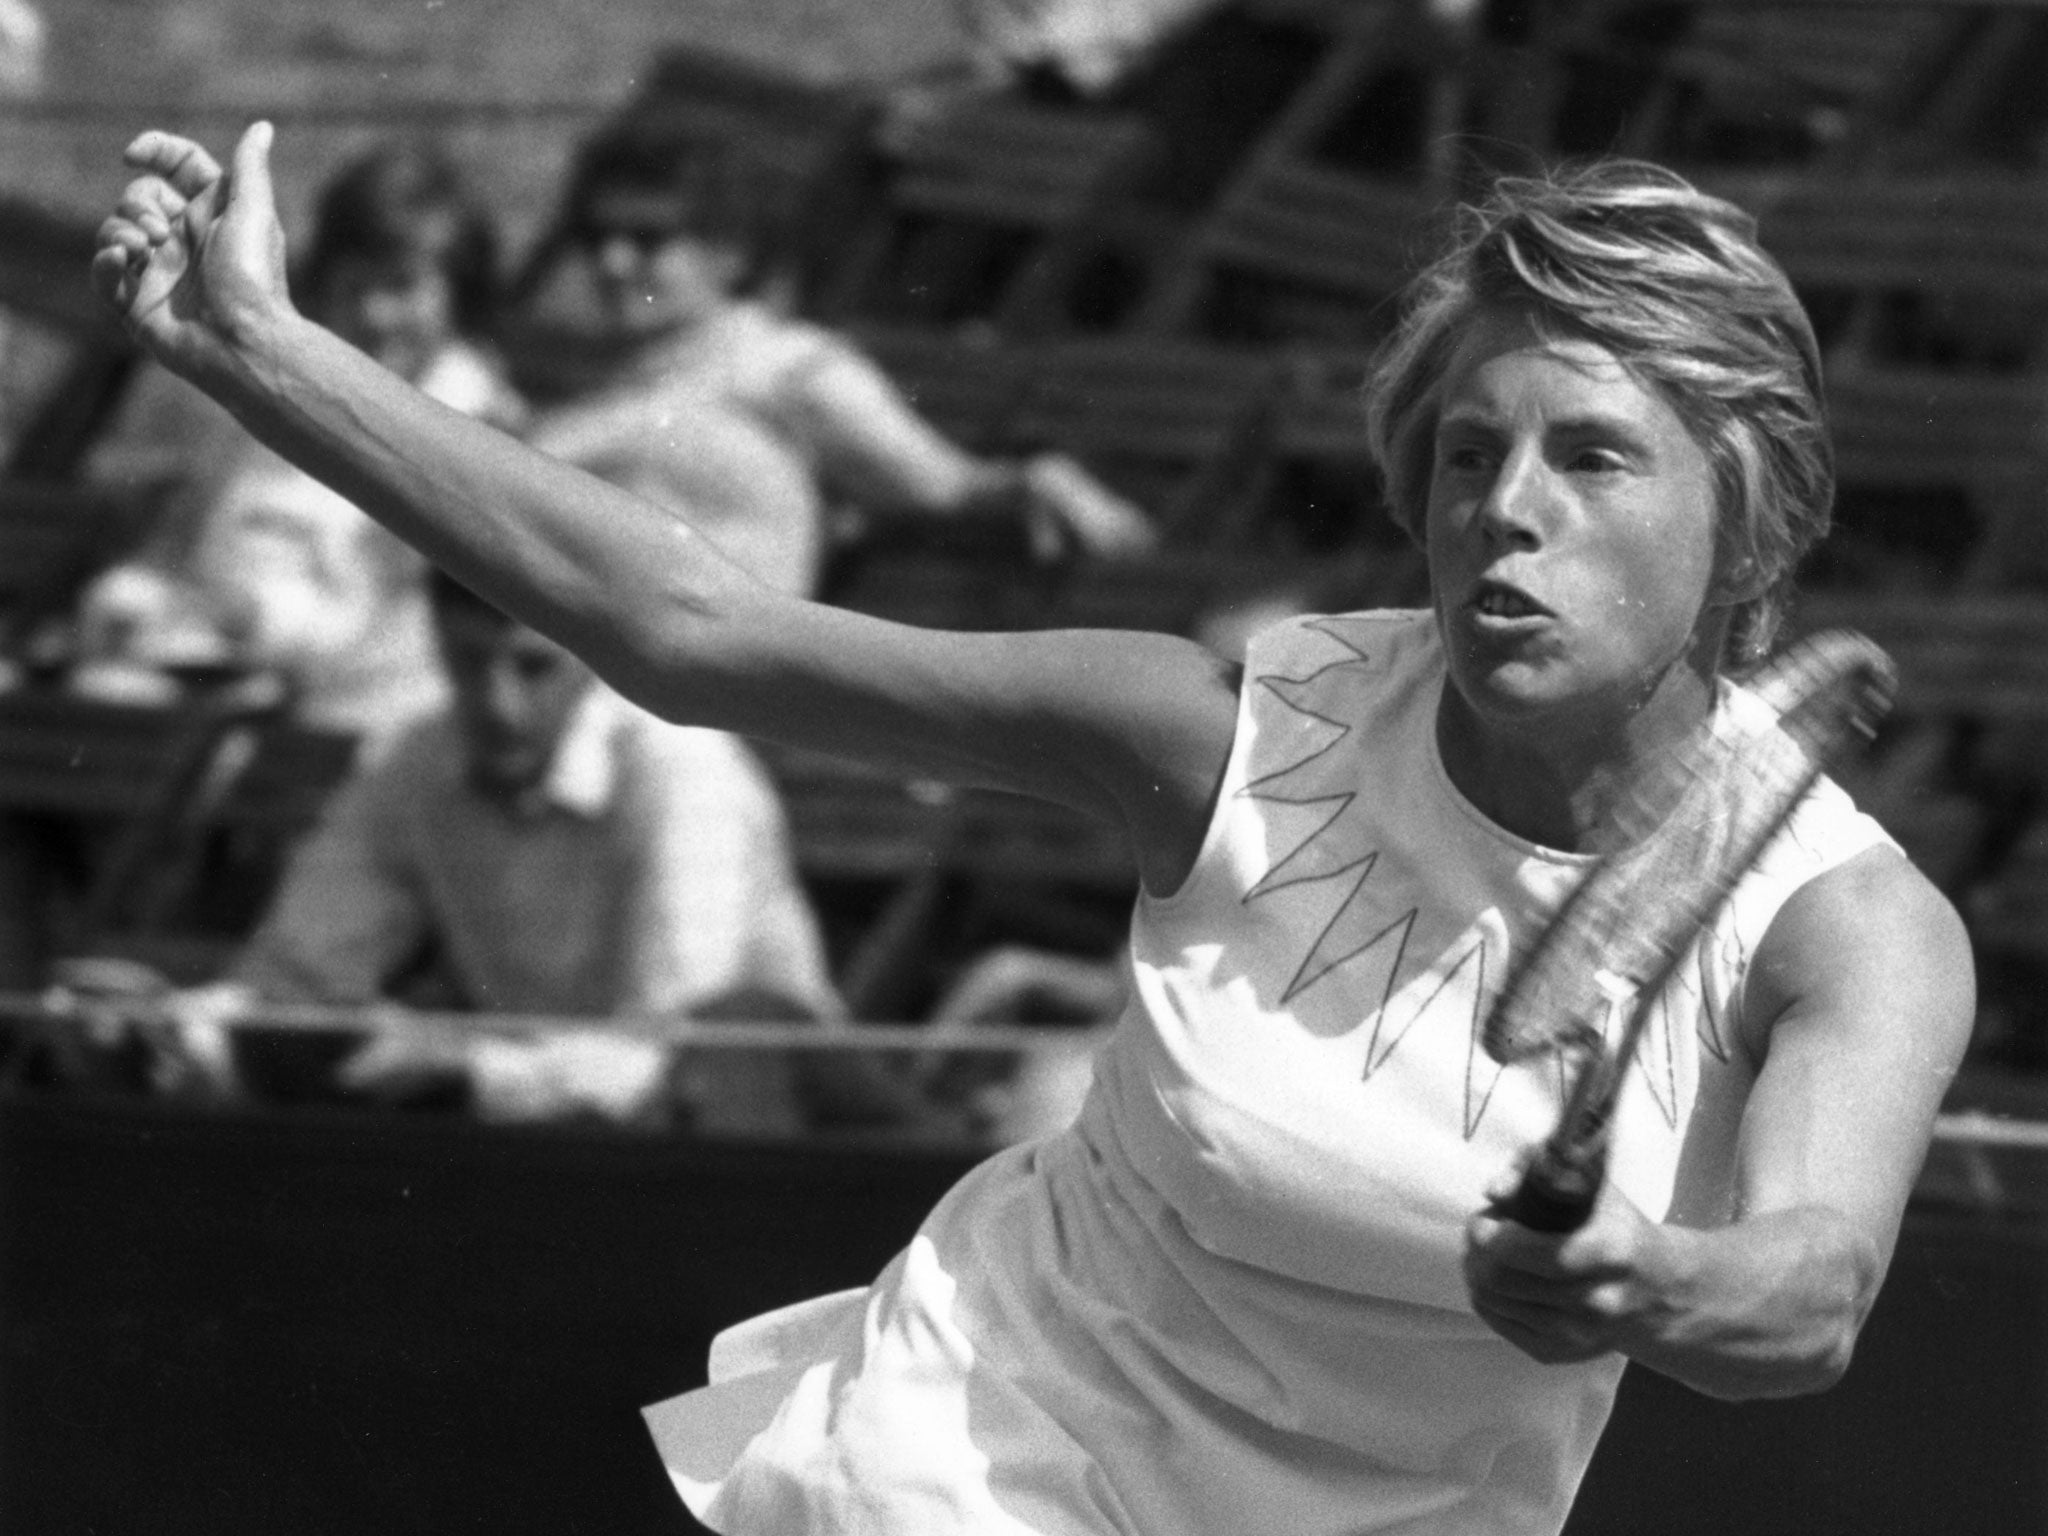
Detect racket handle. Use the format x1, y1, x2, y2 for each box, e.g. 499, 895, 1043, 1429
1492, 1138, 1606, 1233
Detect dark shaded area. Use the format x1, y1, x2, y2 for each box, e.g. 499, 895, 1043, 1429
0, 1095, 2040, 1536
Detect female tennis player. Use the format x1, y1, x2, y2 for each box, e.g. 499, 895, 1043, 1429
94, 125, 1973, 1534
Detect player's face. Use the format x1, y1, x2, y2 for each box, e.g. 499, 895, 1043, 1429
435, 607, 595, 796
574, 187, 740, 337
316, 249, 456, 385
1425, 307, 1727, 747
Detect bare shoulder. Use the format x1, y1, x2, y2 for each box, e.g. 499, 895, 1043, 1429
1743, 842, 1976, 1065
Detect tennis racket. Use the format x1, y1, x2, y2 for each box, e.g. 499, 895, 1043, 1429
1484, 629, 1898, 1232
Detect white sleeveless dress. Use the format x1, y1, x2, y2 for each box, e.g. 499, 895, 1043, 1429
644, 610, 1894, 1536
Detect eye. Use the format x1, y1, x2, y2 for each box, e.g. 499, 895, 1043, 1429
1564, 444, 1628, 474
1436, 440, 1495, 477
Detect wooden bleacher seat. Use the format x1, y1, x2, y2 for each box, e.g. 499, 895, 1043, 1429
1227, 345, 1422, 579
758, 742, 1132, 1021
211, 718, 361, 840
818, 98, 1162, 332
1710, 170, 2048, 368
845, 322, 1039, 452
1135, 157, 1444, 346
0, 684, 359, 974
763, 744, 1128, 894
759, 747, 955, 882
1619, 2, 1974, 167
1785, 589, 2048, 901
0, 194, 142, 481
821, 334, 1280, 628
1798, 589, 2048, 724
1002, 335, 1279, 542
0, 484, 150, 652
1041, 549, 1252, 638
0, 687, 233, 822
1823, 367, 2046, 559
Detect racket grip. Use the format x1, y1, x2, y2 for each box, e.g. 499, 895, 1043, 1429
1492, 1138, 1606, 1233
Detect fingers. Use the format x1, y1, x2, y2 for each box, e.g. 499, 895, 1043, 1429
1470, 1291, 1616, 1364
123, 129, 223, 197
116, 179, 185, 241
1467, 1209, 1591, 1281
116, 121, 277, 240
97, 175, 187, 257
1466, 1227, 1633, 1364
87, 242, 135, 309
94, 165, 198, 319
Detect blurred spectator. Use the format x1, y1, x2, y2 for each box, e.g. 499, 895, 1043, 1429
882, 0, 1227, 139
75, 140, 523, 749
295, 140, 525, 429
510, 116, 1154, 598
151, 570, 847, 1130
949, 0, 1228, 99
73, 449, 447, 753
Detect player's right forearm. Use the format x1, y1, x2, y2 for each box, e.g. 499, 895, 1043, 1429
205, 307, 770, 722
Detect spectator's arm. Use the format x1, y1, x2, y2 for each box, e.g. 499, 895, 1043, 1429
782, 345, 1155, 555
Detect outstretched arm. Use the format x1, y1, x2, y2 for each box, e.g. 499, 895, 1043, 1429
93, 126, 1238, 892
1463, 847, 1974, 1399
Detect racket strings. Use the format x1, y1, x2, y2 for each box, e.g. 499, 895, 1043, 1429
1481, 629, 1897, 1068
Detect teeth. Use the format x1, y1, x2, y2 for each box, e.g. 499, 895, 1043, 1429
1477, 590, 1532, 617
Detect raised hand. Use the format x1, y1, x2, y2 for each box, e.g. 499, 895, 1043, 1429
90, 122, 294, 387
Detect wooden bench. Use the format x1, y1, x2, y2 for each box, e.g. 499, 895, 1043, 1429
819, 98, 1161, 331
1001, 336, 1280, 541
1799, 589, 2048, 723
1136, 157, 1445, 345
1704, 169, 2048, 370
0, 685, 359, 967
0, 484, 151, 648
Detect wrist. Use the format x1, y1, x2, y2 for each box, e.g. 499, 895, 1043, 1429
1623, 1209, 1873, 1400
216, 303, 312, 402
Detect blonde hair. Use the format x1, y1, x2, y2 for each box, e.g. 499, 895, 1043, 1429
1364, 161, 1831, 666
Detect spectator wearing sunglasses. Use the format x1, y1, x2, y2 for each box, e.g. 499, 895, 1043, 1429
510, 117, 1155, 599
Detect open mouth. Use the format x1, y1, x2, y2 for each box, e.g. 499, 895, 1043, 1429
1468, 580, 1550, 621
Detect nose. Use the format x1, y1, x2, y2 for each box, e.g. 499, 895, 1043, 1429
591, 234, 645, 284
1474, 442, 1549, 551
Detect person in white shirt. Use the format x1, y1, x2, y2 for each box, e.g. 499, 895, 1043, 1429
174, 568, 843, 1130
96, 126, 1974, 1535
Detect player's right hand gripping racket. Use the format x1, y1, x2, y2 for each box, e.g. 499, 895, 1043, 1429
1483, 629, 1898, 1233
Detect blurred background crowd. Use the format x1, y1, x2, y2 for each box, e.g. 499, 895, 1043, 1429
4, 0, 2048, 1152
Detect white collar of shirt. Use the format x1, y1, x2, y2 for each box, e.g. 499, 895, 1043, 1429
528, 686, 622, 820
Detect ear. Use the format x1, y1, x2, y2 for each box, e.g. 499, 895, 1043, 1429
1709, 549, 1770, 606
